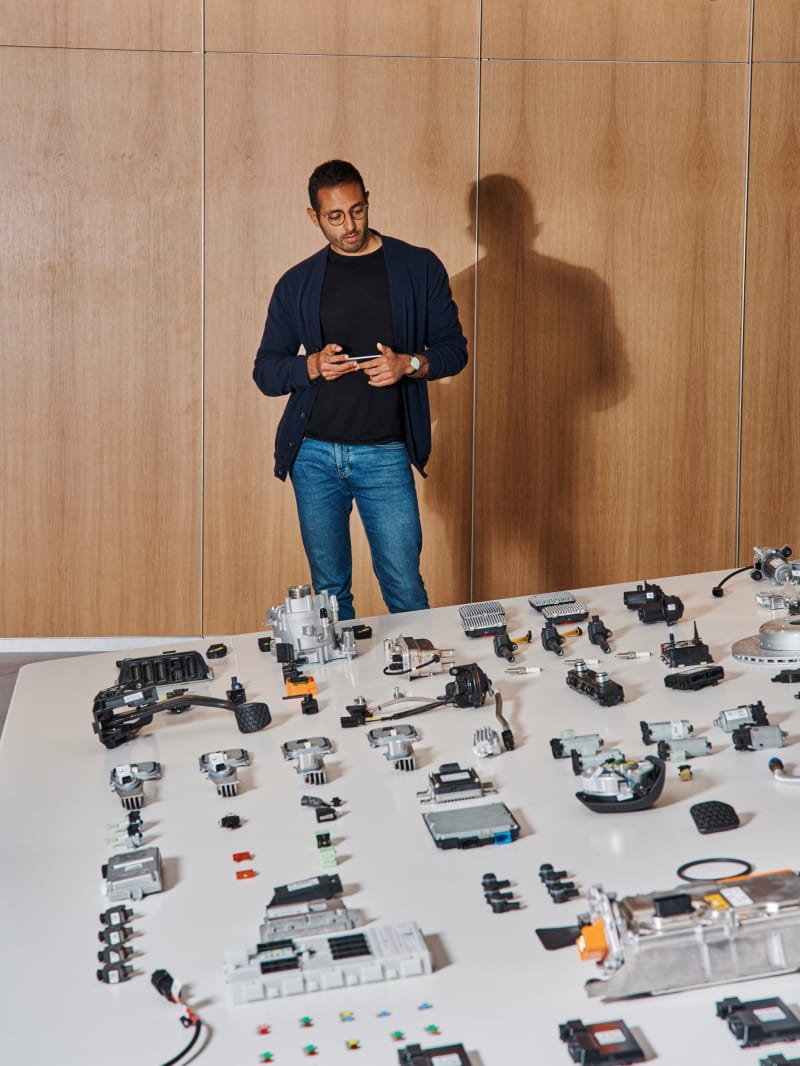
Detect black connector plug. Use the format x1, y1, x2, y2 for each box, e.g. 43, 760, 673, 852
301, 694, 319, 715
493, 630, 517, 663
227, 677, 246, 704
151, 968, 178, 1001
489, 897, 521, 913
500, 728, 515, 751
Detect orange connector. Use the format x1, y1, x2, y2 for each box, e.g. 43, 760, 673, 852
577, 919, 608, 962
286, 676, 318, 697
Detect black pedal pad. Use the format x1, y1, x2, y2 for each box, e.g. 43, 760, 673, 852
690, 800, 740, 834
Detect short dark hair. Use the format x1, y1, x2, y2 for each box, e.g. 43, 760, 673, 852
308, 160, 366, 213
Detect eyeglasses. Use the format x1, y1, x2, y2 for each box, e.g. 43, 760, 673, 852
321, 202, 367, 226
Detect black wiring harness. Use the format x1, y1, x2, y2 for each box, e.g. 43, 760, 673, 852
348, 663, 492, 725
340, 664, 517, 747
711, 565, 760, 598
92, 683, 271, 748
151, 969, 205, 1066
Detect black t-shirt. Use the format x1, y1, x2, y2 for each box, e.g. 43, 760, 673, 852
306, 245, 404, 444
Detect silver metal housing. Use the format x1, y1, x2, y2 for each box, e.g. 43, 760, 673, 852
383, 635, 455, 678
104, 846, 163, 903
281, 737, 334, 785
109, 761, 161, 810
267, 587, 357, 664
580, 871, 800, 999
367, 724, 419, 770
733, 618, 800, 664
199, 749, 250, 797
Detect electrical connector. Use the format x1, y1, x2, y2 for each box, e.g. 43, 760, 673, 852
152, 968, 181, 1002
99, 905, 133, 927
97, 961, 132, 984
227, 677, 247, 704
769, 757, 800, 786
98, 943, 133, 965
150, 968, 204, 1065
98, 924, 132, 946
488, 898, 521, 913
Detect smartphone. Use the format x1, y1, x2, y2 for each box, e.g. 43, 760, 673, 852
346, 354, 380, 363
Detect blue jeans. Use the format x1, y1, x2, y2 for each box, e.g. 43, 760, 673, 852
290, 437, 429, 619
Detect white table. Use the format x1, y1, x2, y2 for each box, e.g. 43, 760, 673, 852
2, 571, 799, 1065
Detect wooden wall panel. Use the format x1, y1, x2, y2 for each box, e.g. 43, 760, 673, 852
740, 64, 800, 557
473, 62, 747, 601
482, 0, 750, 62
0, 1, 200, 50
754, 0, 800, 60
0, 49, 202, 636
203, 55, 477, 633
205, 0, 478, 57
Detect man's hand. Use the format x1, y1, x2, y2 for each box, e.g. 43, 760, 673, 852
362, 343, 425, 387
307, 343, 359, 381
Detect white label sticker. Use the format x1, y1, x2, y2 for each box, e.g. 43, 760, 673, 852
720, 886, 753, 907
729, 707, 749, 720
286, 877, 318, 891
753, 1005, 788, 1023
594, 1028, 625, 1046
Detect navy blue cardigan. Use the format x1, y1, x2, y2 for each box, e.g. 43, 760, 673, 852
253, 235, 468, 480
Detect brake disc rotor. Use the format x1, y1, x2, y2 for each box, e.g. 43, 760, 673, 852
732, 618, 800, 664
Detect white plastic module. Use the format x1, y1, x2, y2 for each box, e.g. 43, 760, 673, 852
223, 921, 431, 1003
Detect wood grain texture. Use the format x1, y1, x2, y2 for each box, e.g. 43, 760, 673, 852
740, 64, 800, 558
472, 61, 748, 601
203, 54, 477, 633
205, 0, 479, 58
754, 0, 800, 61
482, 0, 751, 61
0, 0, 200, 50
0, 49, 202, 636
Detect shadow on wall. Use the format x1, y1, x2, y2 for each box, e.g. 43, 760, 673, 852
451, 174, 633, 597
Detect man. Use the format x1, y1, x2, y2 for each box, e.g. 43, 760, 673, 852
253, 160, 467, 619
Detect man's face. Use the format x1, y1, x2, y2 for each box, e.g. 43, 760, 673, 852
308, 182, 371, 255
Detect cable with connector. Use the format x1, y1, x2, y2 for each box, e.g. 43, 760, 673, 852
769, 757, 800, 786
494, 691, 515, 751
151, 969, 205, 1066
